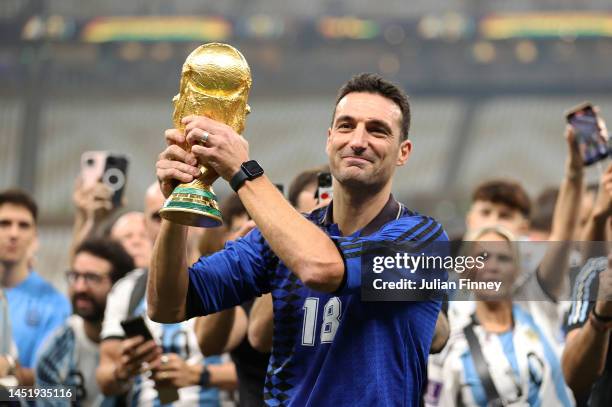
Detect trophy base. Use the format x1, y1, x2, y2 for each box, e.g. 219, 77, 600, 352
159, 184, 223, 228
159, 206, 222, 228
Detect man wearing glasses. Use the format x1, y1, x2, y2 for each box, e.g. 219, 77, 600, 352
35, 238, 134, 406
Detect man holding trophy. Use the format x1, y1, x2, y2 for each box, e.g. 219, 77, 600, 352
149, 42, 446, 406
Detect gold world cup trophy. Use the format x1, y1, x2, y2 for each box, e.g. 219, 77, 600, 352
159, 43, 252, 227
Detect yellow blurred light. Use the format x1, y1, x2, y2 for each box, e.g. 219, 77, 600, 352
418, 15, 443, 39
119, 42, 144, 62
150, 42, 173, 62
378, 54, 400, 75
515, 40, 538, 63
472, 41, 496, 63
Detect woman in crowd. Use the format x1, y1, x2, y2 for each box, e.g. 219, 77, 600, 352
426, 226, 574, 406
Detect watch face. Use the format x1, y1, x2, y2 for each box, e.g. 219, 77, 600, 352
243, 160, 264, 177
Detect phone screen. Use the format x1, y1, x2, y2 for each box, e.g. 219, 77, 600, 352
120, 316, 154, 341
80, 151, 129, 208
568, 108, 609, 165
103, 154, 129, 208
316, 172, 333, 202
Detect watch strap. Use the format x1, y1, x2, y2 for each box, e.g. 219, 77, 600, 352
230, 168, 250, 192
200, 366, 211, 387
589, 310, 612, 333
230, 160, 264, 192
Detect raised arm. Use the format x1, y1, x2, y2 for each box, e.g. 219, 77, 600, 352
581, 162, 612, 242
562, 256, 612, 401
147, 129, 201, 322
184, 115, 345, 293
70, 179, 115, 261
537, 127, 583, 299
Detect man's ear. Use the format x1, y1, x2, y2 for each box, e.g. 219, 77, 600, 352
325, 128, 332, 156
396, 139, 412, 166
465, 206, 475, 231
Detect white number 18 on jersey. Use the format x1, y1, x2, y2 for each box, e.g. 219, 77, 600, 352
301, 297, 342, 346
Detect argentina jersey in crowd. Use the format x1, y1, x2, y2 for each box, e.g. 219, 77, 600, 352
186, 195, 448, 407
102, 268, 221, 406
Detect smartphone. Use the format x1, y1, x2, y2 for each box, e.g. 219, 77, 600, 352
80, 151, 129, 207
315, 172, 333, 202
120, 317, 179, 403
120, 316, 154, 341
565, 102, 610, 166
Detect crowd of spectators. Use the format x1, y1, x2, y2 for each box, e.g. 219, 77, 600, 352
0, 87, 611, 406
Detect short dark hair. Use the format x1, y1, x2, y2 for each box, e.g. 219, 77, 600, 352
531, 187, 559, 232
288, 165, 330, 207
220, 194, 247, 229
0, 189, 38, 223
472, 179, 531, 218
333, 73, 411, 141
74, 238, 135, 283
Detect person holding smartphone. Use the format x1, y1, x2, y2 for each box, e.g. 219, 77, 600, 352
35, 238, 133, 406
96, 183, 236, 406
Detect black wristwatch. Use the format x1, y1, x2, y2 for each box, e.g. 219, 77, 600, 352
200, 366, 211, 387
230, 160, 264, 192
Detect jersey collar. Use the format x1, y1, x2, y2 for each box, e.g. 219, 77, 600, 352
320, 194, 401, 237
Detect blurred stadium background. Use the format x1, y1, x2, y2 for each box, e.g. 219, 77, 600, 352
1, 0, 612, 289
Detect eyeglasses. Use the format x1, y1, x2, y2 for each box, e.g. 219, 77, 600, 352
65, 270, 109, 286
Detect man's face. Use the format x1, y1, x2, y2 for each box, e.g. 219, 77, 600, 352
0, 204, 36, 265
326, 92, 411, 190
470, 232, 519, 300
295, 182, 318, 213
69, 252, 113, 322
111, 213, 152, 269
466, 200, 528, 236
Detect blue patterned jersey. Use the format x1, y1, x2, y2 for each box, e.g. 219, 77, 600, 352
186, 196, 447, 407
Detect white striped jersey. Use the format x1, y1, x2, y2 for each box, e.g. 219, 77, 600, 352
566, 256, 611, 407
448, 270, 568, 353
426, 305, 574, 407
101, 268, 221, 407
36, 315, 115, 407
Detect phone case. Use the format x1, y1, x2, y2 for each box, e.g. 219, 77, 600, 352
120, 316, 154, 341
102, 154, 129, 207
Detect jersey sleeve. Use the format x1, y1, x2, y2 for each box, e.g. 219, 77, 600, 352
425, 336, 463, 407
100, 271, 139, 340
334, 216, 449, 296
566, 257, 607, 331
185, 227, 273, 318
30, 294, 71, 368
34, 324, 72, 386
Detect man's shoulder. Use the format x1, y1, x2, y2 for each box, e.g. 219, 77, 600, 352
306, 206, 328, 224
379, 209, 448, 244
38, 318, 77, 357
574, 256, 607, 287
26, 272, 70, 305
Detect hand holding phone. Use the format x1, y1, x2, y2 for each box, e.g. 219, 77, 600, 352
120, 317, 179, 403
565, 102, 610, 166
80, 151, 129, 208
114, 330, 160, 380
120, 316, 154, 341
